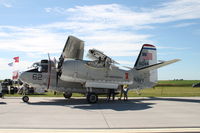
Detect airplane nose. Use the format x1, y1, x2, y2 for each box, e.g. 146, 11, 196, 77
19, 71, 27, 82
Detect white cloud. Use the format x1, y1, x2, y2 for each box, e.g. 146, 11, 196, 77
0, 26, 66, 54
1, 0, 200, 79
0, 58, 33, 79
39, 0, 200, 58
0, 0, 200, 61
0, 0, 12, 8
44, 0, 200, 30
158, 46, 190, 50
0, 58, 32, 71
173, 22, 197, 28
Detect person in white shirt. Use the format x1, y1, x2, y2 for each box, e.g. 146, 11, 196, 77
123, 85, 129, 101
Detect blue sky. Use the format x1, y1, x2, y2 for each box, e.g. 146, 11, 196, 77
0, 0, 200, 80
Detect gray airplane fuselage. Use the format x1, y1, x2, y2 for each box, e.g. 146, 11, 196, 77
20, 59, 135, 94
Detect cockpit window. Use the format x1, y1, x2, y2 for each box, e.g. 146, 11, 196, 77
29, 62, 40, 69
40, 64, 48, 73
27, 64, 48, 73
26, 68, 40, 73
27, 60, 52, 73
33, 63, 40, 68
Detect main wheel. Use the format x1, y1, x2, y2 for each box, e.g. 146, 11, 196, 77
63, 92, 72, 99
22, 96, 29, 102
87, 93, 98, 103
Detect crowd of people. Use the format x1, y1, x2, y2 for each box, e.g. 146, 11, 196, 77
106, 84, 129, 102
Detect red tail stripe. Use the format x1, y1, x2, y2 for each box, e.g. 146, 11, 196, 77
143, 44, 155, 47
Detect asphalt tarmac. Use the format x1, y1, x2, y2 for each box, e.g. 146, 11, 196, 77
0, 97, 200, 132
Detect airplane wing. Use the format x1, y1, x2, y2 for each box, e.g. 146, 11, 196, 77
136, 59, 181, 72
61, 36, 84, 60
56, 36, 84, 81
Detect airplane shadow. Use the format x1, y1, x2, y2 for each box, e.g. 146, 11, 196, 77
27, 98, 155, 111
72, 100, 154, 111
27, 97, 200, 111
0, 102, 6, 105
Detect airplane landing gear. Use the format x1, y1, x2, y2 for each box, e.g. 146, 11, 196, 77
22, 95, 29, 102
21, 84, 29, 103
63, 92, 72, 99
87, 93, 98, 103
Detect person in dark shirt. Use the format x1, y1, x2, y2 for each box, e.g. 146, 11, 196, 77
107, 89, 115, 101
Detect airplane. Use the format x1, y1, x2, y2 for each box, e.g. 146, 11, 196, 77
19, 35, 180, 103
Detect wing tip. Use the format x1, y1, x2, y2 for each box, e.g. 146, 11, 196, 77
172, 59, 181, 62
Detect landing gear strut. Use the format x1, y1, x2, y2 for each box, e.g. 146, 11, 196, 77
87, 93, 98, 103
22, 84, 29, 103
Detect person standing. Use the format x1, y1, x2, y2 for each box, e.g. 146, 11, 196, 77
123, 85, 129, 101
107, 89, 115, 101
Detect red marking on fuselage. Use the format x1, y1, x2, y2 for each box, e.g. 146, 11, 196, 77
125, 72, 129, 80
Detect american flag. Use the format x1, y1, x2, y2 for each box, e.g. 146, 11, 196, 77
142, 53, 152, 60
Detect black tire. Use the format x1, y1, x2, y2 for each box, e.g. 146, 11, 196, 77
22, 96, 29, 102
63, 92, 72, 99
0, 93, 2, 98
87, 93, 98, 103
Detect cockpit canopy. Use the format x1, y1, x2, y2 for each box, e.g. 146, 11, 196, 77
27, 59, 55, 73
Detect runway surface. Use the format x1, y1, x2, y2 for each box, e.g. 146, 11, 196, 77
0, 97, 200, 132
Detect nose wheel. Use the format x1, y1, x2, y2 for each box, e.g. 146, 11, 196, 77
22, 96, 29, 102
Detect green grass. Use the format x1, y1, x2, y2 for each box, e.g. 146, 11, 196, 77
157, 80, 200, 87
3, 80, 200, 97
127, 87, 200, 97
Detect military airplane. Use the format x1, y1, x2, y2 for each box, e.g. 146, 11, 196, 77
19, 35, 180, 103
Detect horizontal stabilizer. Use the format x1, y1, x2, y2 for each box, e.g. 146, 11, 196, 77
136, 59, 181, 72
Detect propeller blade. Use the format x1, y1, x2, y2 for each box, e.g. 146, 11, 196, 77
56, 57, 64, 87
47, 53, 51, 90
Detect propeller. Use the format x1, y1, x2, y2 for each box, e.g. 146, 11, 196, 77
47, 53, 52, 90
56, 55, 64, 87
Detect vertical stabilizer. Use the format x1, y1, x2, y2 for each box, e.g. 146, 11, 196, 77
134, 44, 157, 83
